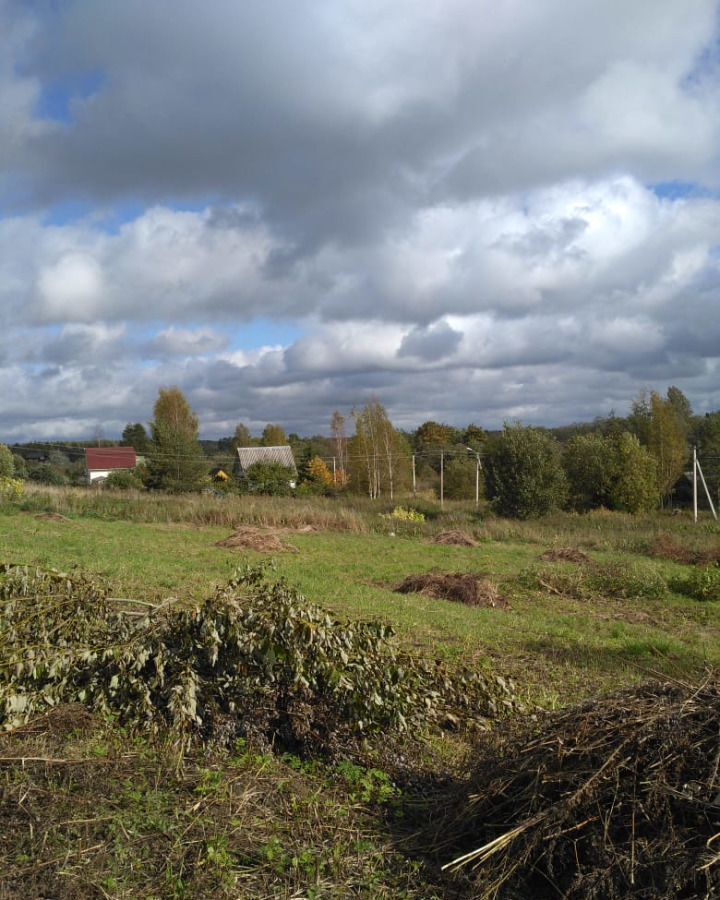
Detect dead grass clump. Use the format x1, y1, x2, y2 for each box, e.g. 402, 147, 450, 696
33, 512, 70, 522
395, 573, 510, 609
649, 532, 720, 566
540, 547, 590, 563
441, 675, 720, 899
216, 526, 298, 553
433, 530, 479, 548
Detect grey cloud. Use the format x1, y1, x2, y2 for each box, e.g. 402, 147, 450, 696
398, 322, 463, 361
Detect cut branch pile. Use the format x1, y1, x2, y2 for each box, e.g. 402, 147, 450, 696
0, 563, 519, 754
441, 675, 720, 899
395, 573, 510, 609
433, 531, 480, 548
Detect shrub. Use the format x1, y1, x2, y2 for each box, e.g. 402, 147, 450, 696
0, 445, 14, 478
0, 477, 24, 503
242, 462, 295, 496
484, 424, 567, 519
29, 464, 68, 486
11, 454, 27, 479
105, 470, 143, 491
443, 457, 482, 501
380, 506, 426, 523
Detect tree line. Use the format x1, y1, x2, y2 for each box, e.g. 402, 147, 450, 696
6, 384, 720, 517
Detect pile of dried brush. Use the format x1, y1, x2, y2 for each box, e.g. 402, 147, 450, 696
216, 525, 298, 553
540, 547, 590, 564
441, 675, 720, 899
433, 531, 480, 548
395, 573, 510, 609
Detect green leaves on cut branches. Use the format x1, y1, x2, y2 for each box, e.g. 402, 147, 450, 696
0, 563, 518, 753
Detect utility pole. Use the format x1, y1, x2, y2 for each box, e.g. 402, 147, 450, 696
466, 446, 481, 507
332, 456, 336, 485
693, 445, 698, 524
440, 450, 444, 509
412, 454, 416, 496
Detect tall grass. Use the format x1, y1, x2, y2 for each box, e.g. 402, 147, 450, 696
14, 485, 720, 555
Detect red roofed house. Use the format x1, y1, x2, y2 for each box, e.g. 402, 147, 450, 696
85, 447, 137, 484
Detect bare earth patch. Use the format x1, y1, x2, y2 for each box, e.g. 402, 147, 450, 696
33, 513, 70, 523
216, 526, 298, 553
432, 530, 479, 547
395, 573, 510, 609
540, 547, 590, 564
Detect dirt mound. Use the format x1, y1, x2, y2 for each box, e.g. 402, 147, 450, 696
33, 512, 70, 522
395, 573, 509, 609
441, 675, 720, 899
433, 530, 479, 547
540, 547, 590, 563
216, 526, 298, 553
649, 532, 720, 566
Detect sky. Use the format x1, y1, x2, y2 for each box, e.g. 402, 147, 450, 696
1, 0, 720, 440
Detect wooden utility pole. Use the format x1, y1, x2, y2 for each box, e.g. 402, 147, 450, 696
412, 454, 416, 496
693, 445, 698, 523
440, 451, 444, 509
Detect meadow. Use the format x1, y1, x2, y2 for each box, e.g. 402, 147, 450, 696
1, 485, 719, 898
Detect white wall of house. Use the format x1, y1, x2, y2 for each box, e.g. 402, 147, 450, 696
87, 469, 117, 483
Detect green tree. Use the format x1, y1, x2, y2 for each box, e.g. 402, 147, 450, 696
232, 423, 254, 449
462, 424, 486, 451
11, 453, 27, 480
351, 400, 409, 499
484, 424, 567, 519
0, 445, 14, 478
415, 421, 458, 452
443, 457, 482, 501
666, 386, 693, 436
122, 423, 150, 454
261, 424, 287, 446
147, 387, 207, 492
563, 433, 617, 510
647, 391, 688, 499
608, 433, 660, 513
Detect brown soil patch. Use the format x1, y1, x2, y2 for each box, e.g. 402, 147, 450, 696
540, 547, 590, 564
33, 512, 70, 522
395, 573, 510, 609
649, 532, 720, 566
216, 526, 298, 553
433, 530, 479, 547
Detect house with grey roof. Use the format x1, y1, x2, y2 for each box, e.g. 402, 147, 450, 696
234, 445, 298, 488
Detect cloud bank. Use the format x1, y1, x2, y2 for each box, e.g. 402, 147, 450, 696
1, 0, 719, 438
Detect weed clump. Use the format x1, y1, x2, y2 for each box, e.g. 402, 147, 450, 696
670, 565, 720, 602
0, 563, 518, 754
532, 560, 668, 601
440, 675, 720, 899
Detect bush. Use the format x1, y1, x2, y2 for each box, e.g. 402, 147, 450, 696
0, 445, 14, 478
11, 454, 27, 480
484, 424, 567, 519
105, 470, 143, 491
242, 462, 295, 496
29, 464, 68, 486
0, 477, 24, 503
443, 457, 482, 501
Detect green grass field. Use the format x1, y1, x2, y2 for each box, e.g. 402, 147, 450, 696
2, 490, 720, 897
